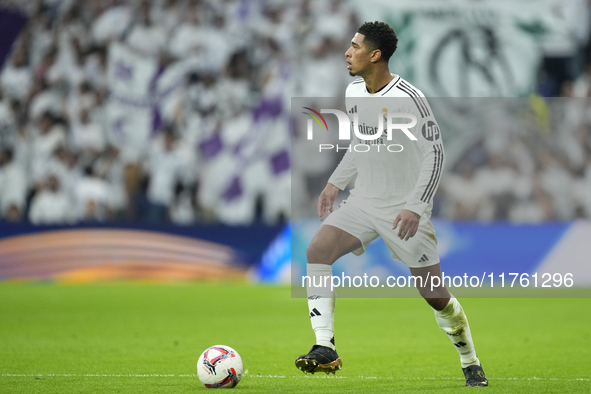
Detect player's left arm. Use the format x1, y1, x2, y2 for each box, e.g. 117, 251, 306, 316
393, 100, 445, 240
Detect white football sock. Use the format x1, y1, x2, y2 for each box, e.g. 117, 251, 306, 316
433, 297, 480, 368
306, 263, 336, 350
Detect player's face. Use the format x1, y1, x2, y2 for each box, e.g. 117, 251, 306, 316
345, 33, 376, 77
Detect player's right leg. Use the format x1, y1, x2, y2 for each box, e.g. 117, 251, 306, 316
296, 224, 362, 375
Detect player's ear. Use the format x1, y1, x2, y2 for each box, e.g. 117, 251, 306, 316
370, 49, 382, 63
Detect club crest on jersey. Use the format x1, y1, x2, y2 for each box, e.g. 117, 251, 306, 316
382, 107, 388, 122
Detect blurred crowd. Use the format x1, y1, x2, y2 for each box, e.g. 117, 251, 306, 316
0, 0, 359, 225
0, 0, 591, 225
437, 99, 591, 222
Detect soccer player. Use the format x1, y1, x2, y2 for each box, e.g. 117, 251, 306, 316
295, 22, 488, 387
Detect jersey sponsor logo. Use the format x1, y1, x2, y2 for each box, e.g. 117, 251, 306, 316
418, 254, 430, 263
353, 122, 382, 136
422, 121, 440, 141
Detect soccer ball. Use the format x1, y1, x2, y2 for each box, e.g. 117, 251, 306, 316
197, 345, 244, 388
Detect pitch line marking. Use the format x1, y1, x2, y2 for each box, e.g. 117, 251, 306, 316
1, 374, 196, 378
1, 374, 589, 382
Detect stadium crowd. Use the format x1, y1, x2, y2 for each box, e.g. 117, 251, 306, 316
437, 98, 591, 222
0, 0, 358, 225
0, 0, 590, 225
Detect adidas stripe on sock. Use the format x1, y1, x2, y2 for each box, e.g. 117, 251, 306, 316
433, 297, 480, 368
306, 263, 336, 350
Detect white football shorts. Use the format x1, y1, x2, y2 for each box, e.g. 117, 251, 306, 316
321, 198, 440, 268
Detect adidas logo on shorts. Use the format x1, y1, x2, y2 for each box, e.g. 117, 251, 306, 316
418, 254, 429, 263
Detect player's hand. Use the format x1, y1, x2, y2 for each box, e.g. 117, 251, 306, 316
392, 209, 420, 241
318, 183, 339, 221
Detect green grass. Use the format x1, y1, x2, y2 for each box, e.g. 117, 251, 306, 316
0, 282, 590, 393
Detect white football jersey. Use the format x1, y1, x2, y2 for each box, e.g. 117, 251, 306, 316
328, 74, 445, 218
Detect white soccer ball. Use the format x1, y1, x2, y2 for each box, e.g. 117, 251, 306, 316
197, 345, 244, 388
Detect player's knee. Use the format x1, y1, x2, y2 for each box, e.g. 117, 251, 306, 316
416, 285, 449, 310
306, 240, 334, 265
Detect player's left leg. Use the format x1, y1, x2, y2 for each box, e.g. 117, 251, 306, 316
376, 213, 488, 386
410, 264, 488, 387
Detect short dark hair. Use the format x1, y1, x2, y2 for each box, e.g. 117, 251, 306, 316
357, 21, 398, 62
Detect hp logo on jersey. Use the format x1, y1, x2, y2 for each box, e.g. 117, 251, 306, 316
422, 121, 440, 141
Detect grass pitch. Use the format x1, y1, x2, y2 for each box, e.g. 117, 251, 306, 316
0, 282, 590, 393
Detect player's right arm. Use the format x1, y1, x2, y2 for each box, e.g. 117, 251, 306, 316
319, 148, 357, 220
317, 182, 339, 221
319, 82, 360, 220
